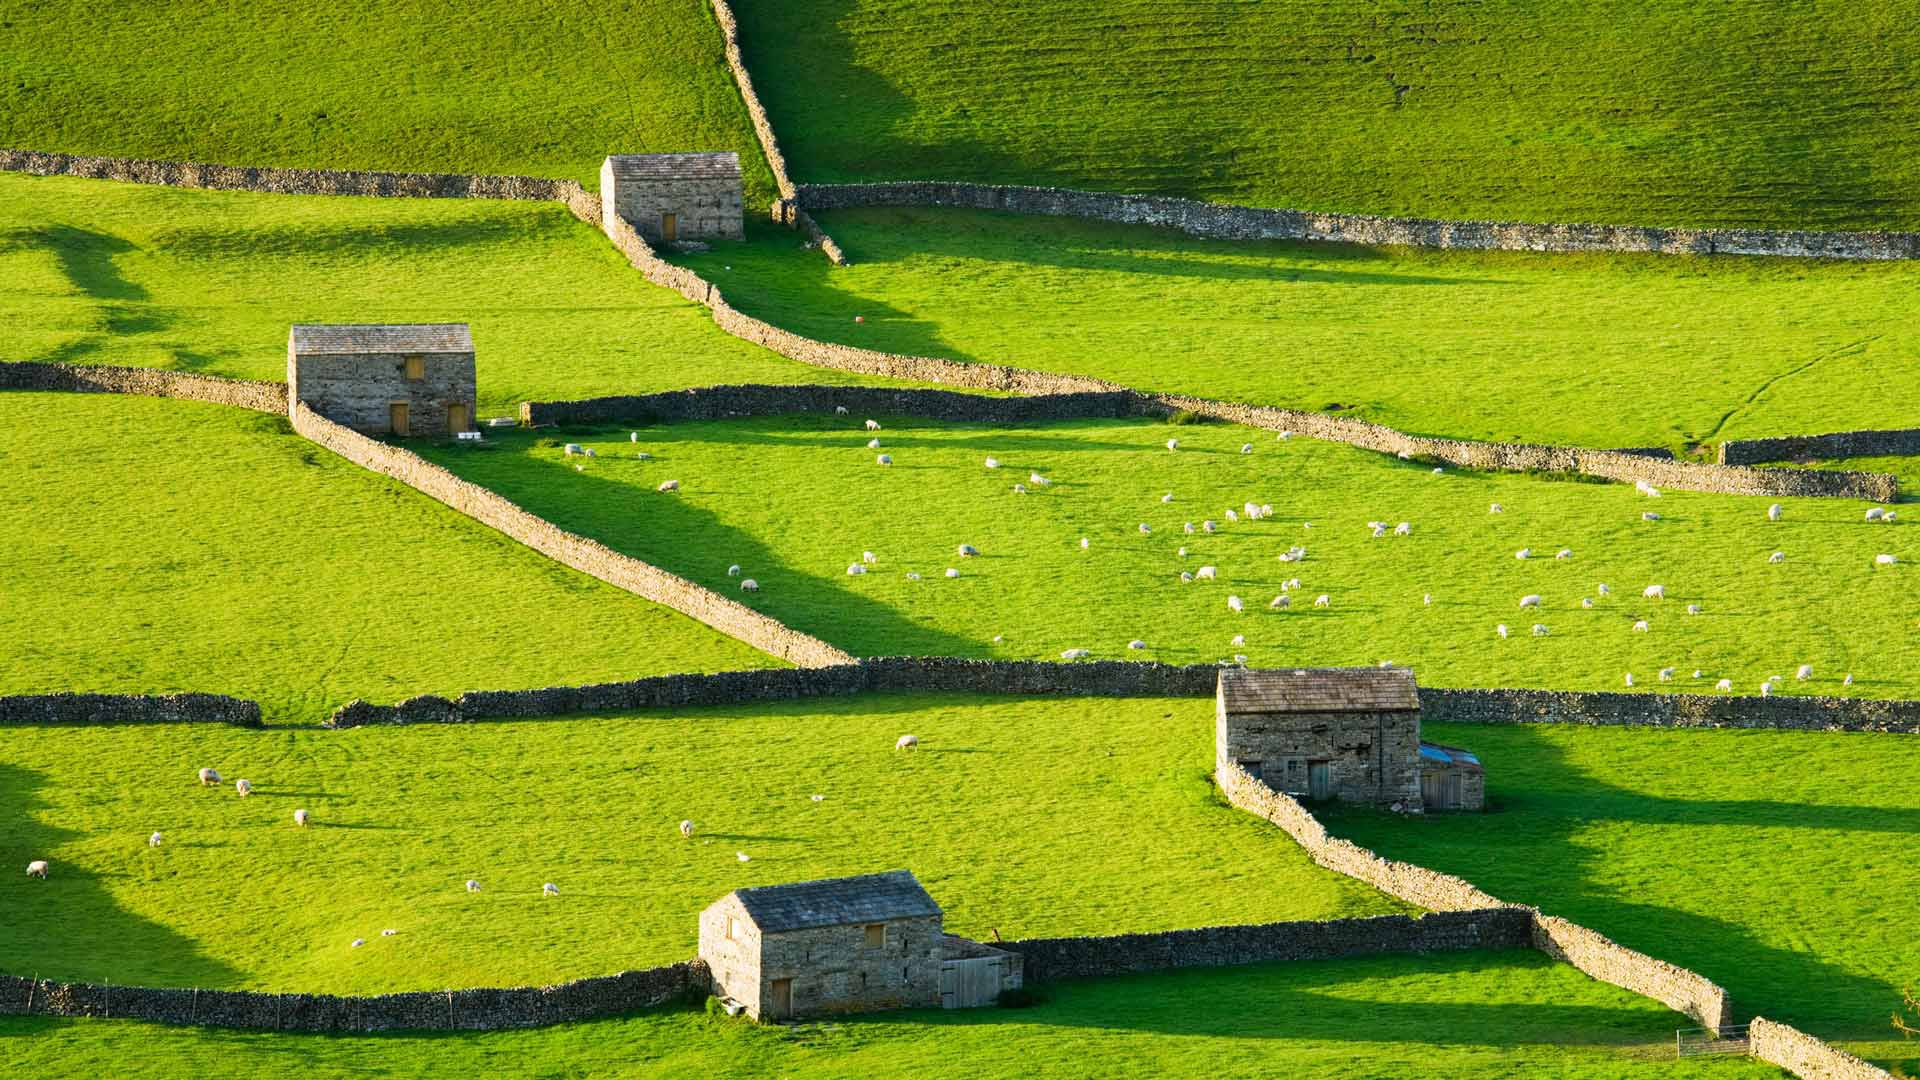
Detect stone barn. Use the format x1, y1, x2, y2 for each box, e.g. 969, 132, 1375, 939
600, 152, 744, 244
698, 870, 1020, 1021
287, 324, 476, 438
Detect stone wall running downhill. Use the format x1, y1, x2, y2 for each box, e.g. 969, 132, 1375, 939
0, 693, 261, 728
0, 360, 287, 413
1749, 1018, 1901, 1080
288, 402, 854, 670
796, 181, 1920, 262
1719, 428, 1920, 466
0, 962, 703, 1032
1000, 909, 1534, 983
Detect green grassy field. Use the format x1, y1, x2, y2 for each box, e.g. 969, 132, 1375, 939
0, 174, 904, 415
675, 207, 1920, 451
0, 0, 779, 204
0, 392, 776, 723
731, 0, 1920, 230
421, 414, 1919, 698
0, 953, 1795, 1079
1321, 722, 1920, 1041
0, 693, 1400, 993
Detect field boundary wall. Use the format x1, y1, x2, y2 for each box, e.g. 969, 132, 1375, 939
1719, 428, 1920, 466
0, 360, 286, 413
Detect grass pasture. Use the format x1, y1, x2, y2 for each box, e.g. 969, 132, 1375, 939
731, 0, 1920, 230
0, 174, 895, 415
0, 0, 779, 203
421, 414, 1920, 699
0, 953, 1789, 1079
675, 207, 1920, 451
1322, 722, 1920, 1040
0, 693, 1401, 993
0, 392, 777, 722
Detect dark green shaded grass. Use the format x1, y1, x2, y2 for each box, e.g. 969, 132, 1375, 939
732, 0, 1920, 230
1321, 723, 1920, 1041
0, 953, 1788, 1079
675, 207, 1920, 451
0, 392, 777, 723
0, 0, 779, 204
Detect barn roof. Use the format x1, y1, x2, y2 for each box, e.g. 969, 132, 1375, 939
730, 870, 940, 933
1219, 666, 1420, 714
289, 324, 473, 355
604, 152, 741, 181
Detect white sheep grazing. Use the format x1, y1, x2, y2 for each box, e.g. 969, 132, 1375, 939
1632, 620, 1650, 633
727, 564, 742, 577
1531, 623, 1548, 636
1394, 522, 1411, 536
1313, 595, 1331, 609
1767, 504, 1782, 522
680, 820, 695, 839
1270, 595, 1291, 609
1029, 472, 1050, 486
1139, 523, 1152, 535
1166, 438, 1179, 451
26, 860, 47, 879
1686, 603, 1702, 615
862, 551, 877, 564
1875, 553, 1898, 566
1581, 598, 1593, 609
294, 809, 309, 827
1515, 548, 1531, 560
1597, 583, 1611, 597
1496, 624, 1509, 639
543, 883, 560, 897
1196, 565, 1217, 580
1768, 551, 1785, 563
1715, 678, 1734, 692
741, 578, 759, 591
895, 734, 919, 751
944, 568, 960, 578
1643, 584, 1665, 599
1061, 648, 1091, 660
847, 564, 868, 576
466, 879, 482, 893
1518, 594, 1541, 609
958, 544, 979, 557
1796, 664, 1813, 681
1240, 443, 1253, 454
1659, 667, 1675, 682
1866, 507, 1885, 521
1489, 503, 1503, 514
867, 437, 881, 449
984, 457, 1000, 469
235, 779, 252, 797
658, 479, 680, 492
876, 453, 893, 465
1012, 483, 1027, 494
1556, 549, 1572, 560
197, 767, 221, 787
1642, 512, 1661, 522
149, 832, 163, 848
1227, 595, 1245, 613
1128, 640, 1147, 650
835, 406, 849, 415
865, 419, 881, 431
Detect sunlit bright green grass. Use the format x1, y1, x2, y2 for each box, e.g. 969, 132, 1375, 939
0, 392, 777, 723
732, 0, 1920, 230
1321, 723, 1920, 1041
0, 693, 1400, 993
0, 953, 1790, 1080
676, 207, 1920, 451
0, 0, 779, 204
421, 414, 1919, 698
0, 174, 895, 415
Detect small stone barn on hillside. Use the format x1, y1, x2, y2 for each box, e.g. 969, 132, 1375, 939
1217, 666, 1425, 808
699, 870, 1021, 1021
600, 152, 744, 244
287, 324, 476, 438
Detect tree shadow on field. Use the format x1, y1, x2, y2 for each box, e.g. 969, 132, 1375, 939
0, 763, 243, 990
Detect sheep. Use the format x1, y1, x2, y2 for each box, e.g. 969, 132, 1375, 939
1496, 624, 1509, 639
1875, 553, 1898, 566
727, 564, 742, 577
895, 734, 918, 751
1061, 648, 1092, 660
543, 883, 560, 897
1515, 548, 1531, 560
1580, 598, 1593, 609
1313, 595, 1331, 608
658, 479, 680, 492
1270, 595, 1291, 609
1556, 549, 1572, 560
1768, 551, 1785, 563
945, 568, 960, 578
1029, 472, 1049, 487
1632, 620, 1650, 633
1166, 438, 1179, 451
1012, 483, 1027, 495
876, 453, 892, 465
1866, 507, 1885, 521
680, 820, 695, 839
958, 544, 980, 557
1196, 565, 1218, 580
984, 457, 1000, 469
1642, 512, 1662, 522
1240, 443, 1253, 454
1659, 667, 1675, 682
466, 879, 482, 893
1139, 523, 1152, 535
197, 767, 221, 787
26, 860, 47, 879
1227, 595, 1245, 613
1531, 623, 1549, 636
1128, 640, 1147, 650
1489, 503, 1503, 514
867, 437, 882, 449
865, 419, 881, 431
1686, 603, 1702, 615
1715, 678, 1734, 692
1518, 594, 1541, 609
1796, 664, 1813, 681
1643, 584, 1665, 599
149, 832, 162, 848
1394, 522, 1411, 536
847, 564, 868, 576
835, 406, 849, 416
235, 779, 252, 797
1767, 504, 1782, 522
741, 578, 759, 591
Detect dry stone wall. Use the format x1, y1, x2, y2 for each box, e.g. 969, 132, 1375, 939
1750, 1017, 1900, 1080
0, 692, 260, 728
1719, 428, 1920, 466
288, 402, 854, 669
1001, 909, 1533, 983
1421, 687, 1920, 735
0, 360, 286, 413
797, 181, 1920, 261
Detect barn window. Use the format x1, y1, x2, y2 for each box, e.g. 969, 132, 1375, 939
404, 355, 425, 381
864, 923, 886, 948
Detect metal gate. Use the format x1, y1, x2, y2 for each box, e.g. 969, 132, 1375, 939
940, 957, 1005, 1009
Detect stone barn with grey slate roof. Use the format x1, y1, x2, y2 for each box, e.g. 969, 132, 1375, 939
287, 323, 477, 437
1216, 666, 1441, 810
600, 152, 744, 244
698, 870, 1019, 1020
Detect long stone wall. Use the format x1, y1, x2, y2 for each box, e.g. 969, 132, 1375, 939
288, 402, 853, 669
0, 360, 286, 413
0, 692, 261, 728
796, 181, 1920, 262
1000, 909, 1533, 983
1420, 687, 1920, 735
1749, 1017, 1900, 1080
0, 961, 702, 1032
1719, 428, 1920, 466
